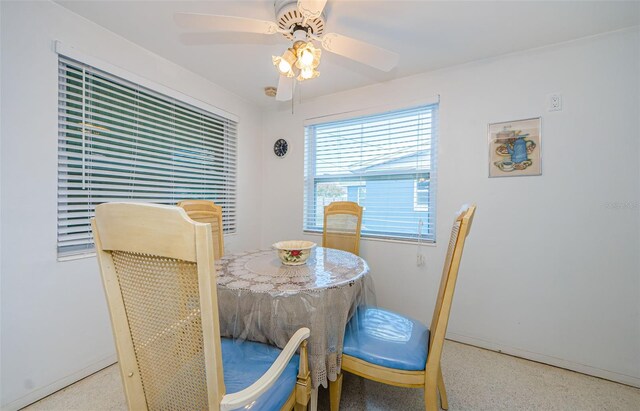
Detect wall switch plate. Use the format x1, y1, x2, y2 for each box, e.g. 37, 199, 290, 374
548, 93, 562, 111
417, 254, 425, 267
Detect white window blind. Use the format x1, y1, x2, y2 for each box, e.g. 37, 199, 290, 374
304, 104, 437, 242
57, 56, 237, 257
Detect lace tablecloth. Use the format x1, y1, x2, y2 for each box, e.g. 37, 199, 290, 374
216, 247, 372, 388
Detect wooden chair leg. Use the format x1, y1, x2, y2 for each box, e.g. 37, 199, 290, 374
295, 341, 311, 411
329, 372, 343, 411
438, 367, 448, 410
424, 376, 438, 411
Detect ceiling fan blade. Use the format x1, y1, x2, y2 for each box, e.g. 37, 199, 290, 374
297, 0, 328, 19
178, 32, 287, 46
174, 13, 278, 35
276, 76, 294, 102
321, 33, 399, 72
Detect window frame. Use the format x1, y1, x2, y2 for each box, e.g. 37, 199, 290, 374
303, 103, 438, 243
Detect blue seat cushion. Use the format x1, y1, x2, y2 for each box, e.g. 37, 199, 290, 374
343, 306, 429, 371
221, 338, 299, 411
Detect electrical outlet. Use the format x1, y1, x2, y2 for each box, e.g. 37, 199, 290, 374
417, 254, 425, 267
548, 93, 562, 111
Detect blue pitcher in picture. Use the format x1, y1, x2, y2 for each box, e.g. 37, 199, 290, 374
507, 135, 530, 163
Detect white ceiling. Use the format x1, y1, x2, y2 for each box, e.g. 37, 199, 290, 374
55, 0, 639, 107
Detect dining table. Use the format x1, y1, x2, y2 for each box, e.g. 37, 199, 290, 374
215, 246, 374, 398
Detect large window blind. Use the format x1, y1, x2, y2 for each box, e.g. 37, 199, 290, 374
57, 56, 237, 257
304, 104, 437, 242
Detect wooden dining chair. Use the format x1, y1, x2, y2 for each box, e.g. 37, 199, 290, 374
92, 203, 311, 411
322, 201, 364, 255
177, 200, 224, 260
329, 205, 476, 411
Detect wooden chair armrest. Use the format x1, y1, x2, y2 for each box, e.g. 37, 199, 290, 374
220, 327, 311, 411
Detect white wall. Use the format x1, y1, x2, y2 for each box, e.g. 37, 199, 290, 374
261, 29, 640, 386
1, 1, 638, 408
0, 1, 263, 409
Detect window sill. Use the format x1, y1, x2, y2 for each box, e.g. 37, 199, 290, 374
303, 230, 436, 246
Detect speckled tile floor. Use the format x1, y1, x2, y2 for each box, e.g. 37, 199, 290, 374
23, 340, 640, 410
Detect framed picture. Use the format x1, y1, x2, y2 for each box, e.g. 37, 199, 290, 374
488, 117, 541, 177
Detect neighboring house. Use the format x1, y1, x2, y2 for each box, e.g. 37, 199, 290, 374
315, 149, 433, 239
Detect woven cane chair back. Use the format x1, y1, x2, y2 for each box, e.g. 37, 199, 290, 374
177, 200, 224, 260
112, 252, 207, 408
92, 203, 223, 410
322, 201, 364, 255
427, 205, 476, 369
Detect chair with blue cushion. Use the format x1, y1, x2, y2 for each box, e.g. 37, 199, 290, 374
329, 205, 476, 411
92, 203, 311, 411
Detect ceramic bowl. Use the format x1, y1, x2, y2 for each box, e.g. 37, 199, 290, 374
272, 240, 316, 266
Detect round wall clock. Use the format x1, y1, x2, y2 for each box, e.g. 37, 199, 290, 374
273, 138, 288, 158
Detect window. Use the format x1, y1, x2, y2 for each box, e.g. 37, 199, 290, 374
57, 56, 237, 257
304, 104, 437, 242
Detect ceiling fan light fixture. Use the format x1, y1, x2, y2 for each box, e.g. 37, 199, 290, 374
274, 39, 321, 80
299, 48, 314, 65
272, 49, 297, 77
298, 66, 319, 81
295, 41, 321, 69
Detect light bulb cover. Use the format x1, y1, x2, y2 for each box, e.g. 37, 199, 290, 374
278, 59, 291, 73
301, 67, 313, 79
295, 42, 322, 69
300, 49, 314, 66
272, 48, 296, 77
297, 67, 320, 81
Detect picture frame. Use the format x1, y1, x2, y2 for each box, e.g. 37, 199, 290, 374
488, 117, 542, 177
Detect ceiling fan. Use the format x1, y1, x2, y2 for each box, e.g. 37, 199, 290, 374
174, 0, 399, 101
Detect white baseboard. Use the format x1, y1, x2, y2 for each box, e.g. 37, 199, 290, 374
1, 355, 117, 411
447, 332, 640, 388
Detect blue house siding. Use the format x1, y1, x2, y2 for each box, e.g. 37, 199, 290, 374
347, 186, 360, 202
360, 179, 430, 237
308, 152, 434, 240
